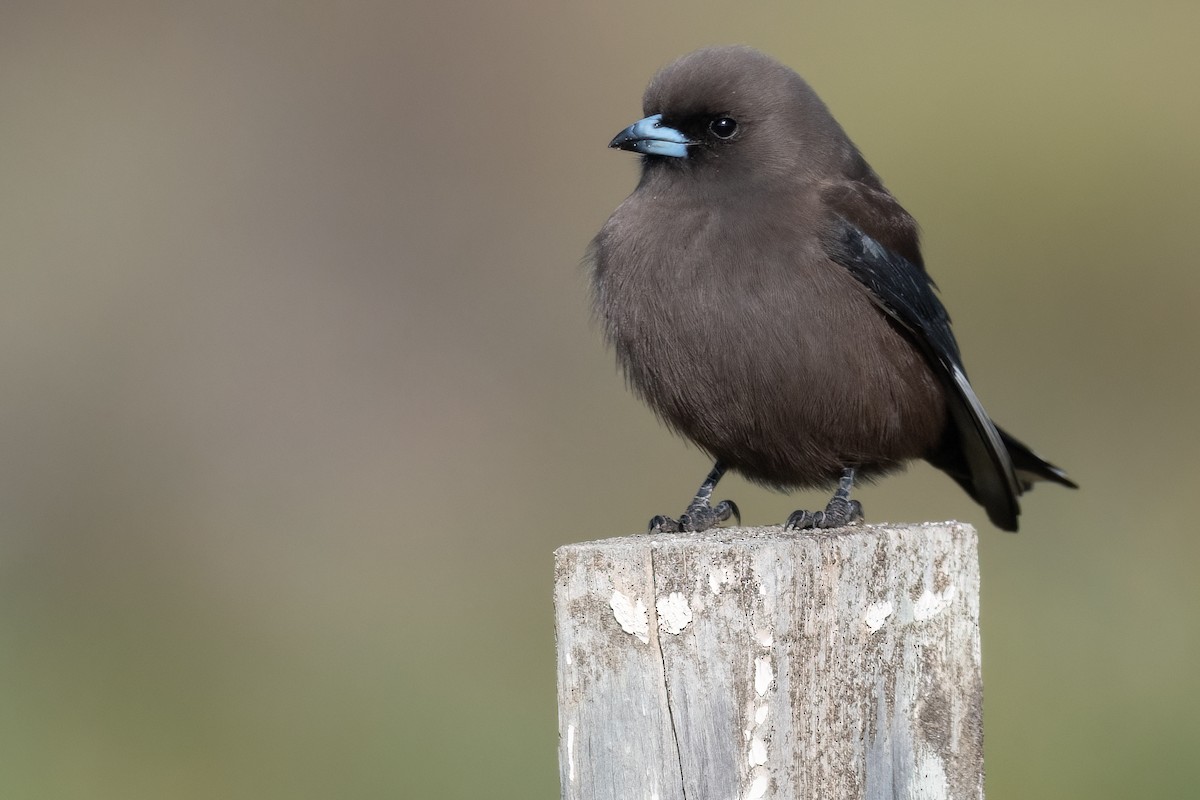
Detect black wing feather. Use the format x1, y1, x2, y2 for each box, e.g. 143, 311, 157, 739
824, 215, 1024, 531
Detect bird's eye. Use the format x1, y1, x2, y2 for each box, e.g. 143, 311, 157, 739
708, 117, 738, 139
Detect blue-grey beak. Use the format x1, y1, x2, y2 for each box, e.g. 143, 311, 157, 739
609, 113, 692, 158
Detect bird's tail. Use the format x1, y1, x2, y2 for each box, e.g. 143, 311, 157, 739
927, 424, 1076, 532
998, 428, 1078, 492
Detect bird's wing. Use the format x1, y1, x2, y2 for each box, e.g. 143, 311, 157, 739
820, 182, 1023, 531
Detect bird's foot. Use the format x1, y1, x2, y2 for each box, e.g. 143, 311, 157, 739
649, 498, 740, 533
784, 498, 864, 530
784, 467, 863, 530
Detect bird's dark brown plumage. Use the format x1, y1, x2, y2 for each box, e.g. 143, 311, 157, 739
591, 46, 1075, 532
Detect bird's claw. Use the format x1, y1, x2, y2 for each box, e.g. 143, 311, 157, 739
785, 498, 864, 531
649, 499, 739, 533
648, 514, 680, 533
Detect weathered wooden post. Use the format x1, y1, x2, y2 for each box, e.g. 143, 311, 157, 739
554, 523, 983, 800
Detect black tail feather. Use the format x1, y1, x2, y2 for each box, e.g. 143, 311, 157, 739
998, 428, 1078, 491
927, 424, 1076, 533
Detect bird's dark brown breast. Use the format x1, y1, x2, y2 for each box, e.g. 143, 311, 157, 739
592, 186, 948, 490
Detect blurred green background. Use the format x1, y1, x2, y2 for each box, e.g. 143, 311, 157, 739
2, 1, 1197, 797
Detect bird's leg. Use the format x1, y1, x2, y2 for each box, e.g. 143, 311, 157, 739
785, 467, 864, 530
649, 461, 740, 533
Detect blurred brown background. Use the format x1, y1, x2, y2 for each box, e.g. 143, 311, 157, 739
1, 1, 1197, 797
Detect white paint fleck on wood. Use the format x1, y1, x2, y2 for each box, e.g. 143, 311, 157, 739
864, 600, 895, 631
913, 585, 957, 621
656, 592, 693, 634
743, 770, 769, 800
609, 589, 649, 643
556, 523, 984, 800
567, 724, 575, 782
708, 565, 734, 594
753, 656, 774, 696
748, 736, 767, 766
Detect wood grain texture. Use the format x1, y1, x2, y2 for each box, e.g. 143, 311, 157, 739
555, 523, 983, 800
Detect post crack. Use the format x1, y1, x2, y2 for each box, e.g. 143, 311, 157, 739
651, 546, 688, 800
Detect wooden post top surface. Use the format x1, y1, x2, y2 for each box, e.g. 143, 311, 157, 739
557, 520, 976, 551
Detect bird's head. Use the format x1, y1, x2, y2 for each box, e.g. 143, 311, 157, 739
609, 46, 849, 185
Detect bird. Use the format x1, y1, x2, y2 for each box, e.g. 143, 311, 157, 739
589, 45, 1076, 533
